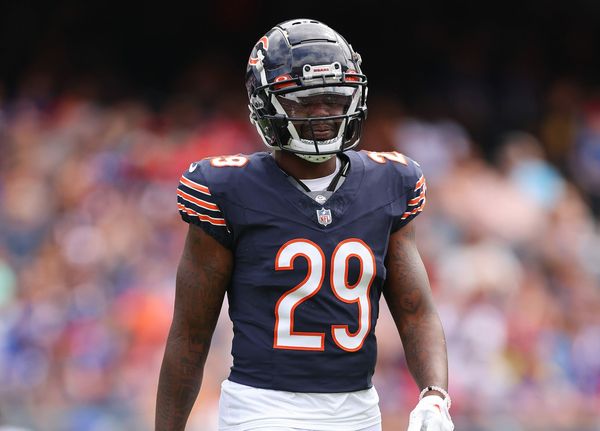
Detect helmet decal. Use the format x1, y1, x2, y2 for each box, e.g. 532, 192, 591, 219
273, 74, 296, 90
249, 36, 269, 66
345, 69, 361, 82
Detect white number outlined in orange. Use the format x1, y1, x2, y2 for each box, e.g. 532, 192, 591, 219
274, 239, 326, 351
210, 155, 249, 167
273, 239, 375, 352
366, 151, 408, 165
330, 239, 376, 352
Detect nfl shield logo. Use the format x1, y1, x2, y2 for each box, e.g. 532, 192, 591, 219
316, 207, 332, 226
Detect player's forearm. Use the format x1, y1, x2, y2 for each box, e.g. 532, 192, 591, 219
384, 224, 449, 391
155, 325, 208, 431
389, 272, 449, 391
156, 226, 231, 430
399, 310, 448, 391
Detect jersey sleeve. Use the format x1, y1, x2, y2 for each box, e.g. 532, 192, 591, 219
176, 163, 233, 249
391, 159, 427, 231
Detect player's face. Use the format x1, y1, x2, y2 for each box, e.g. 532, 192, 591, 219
276, 89, 354, 141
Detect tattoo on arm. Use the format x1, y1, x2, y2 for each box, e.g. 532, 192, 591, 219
384, 223, 449, 392
156, 225, 233, 430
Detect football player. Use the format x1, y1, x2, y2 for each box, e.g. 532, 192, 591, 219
156, 18, 454, 431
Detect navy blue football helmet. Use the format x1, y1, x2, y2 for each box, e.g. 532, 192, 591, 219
246, 19, 368, 162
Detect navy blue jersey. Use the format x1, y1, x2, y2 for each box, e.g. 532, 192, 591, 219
177, 150, 426, 393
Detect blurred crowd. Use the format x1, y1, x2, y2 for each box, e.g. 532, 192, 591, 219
1, 71, 600, 431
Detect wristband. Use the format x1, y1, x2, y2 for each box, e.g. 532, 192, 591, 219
419, 385, 451, 409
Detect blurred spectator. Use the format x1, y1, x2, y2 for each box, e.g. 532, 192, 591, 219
496, 131, 566, 211
570, 98, 600, 215
393, 117, 472, 186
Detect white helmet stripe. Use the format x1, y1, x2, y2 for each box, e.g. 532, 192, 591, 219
270, 94, 302, 142
336, 89, 361, 139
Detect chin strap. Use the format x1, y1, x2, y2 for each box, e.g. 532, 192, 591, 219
296, 153, 336, 163
281, 153, 350, 194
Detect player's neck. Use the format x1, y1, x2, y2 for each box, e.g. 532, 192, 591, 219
272, 151, 338, 180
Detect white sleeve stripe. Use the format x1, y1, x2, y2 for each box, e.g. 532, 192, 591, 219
414, 175, 426, 192
180, 176, 211, 195
400, 197, 427, 220
177, 189, 220, 211
408, 190, 426, 206
178, 204, 227, 226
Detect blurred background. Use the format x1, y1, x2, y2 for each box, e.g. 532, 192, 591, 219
1, 1, 600, 430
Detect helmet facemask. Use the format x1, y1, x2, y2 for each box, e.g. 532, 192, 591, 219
271, 85, 362, 162
246, 19, 368, 162
250, 78, 367, 163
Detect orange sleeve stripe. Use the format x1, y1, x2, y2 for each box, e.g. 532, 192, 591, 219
178, 203, 227, 226
400, 197, 427, 220
180, 176, 211, 195
408, 190, 426, 206
414, 175, 426, 191
177, 189, 220, 211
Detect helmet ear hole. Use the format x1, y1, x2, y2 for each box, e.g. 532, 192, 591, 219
271, 114, 288, 128
360, 106, 368, 120
268, 114, 291, 147
344, 121, 356, 141
344, 117, 362, 145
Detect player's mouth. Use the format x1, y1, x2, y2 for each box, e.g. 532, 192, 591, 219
303, 123, 337, 140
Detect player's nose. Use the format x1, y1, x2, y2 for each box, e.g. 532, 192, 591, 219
307, 102, 331, 117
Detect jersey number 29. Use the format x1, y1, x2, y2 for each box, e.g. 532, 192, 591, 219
274, 238, 375, 352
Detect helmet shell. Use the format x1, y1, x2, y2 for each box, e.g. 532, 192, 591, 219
246, 18, 368, 161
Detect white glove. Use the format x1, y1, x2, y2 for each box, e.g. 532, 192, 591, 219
407, 395, 454, 431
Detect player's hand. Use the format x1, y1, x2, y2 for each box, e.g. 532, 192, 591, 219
407, 395, 454, 431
